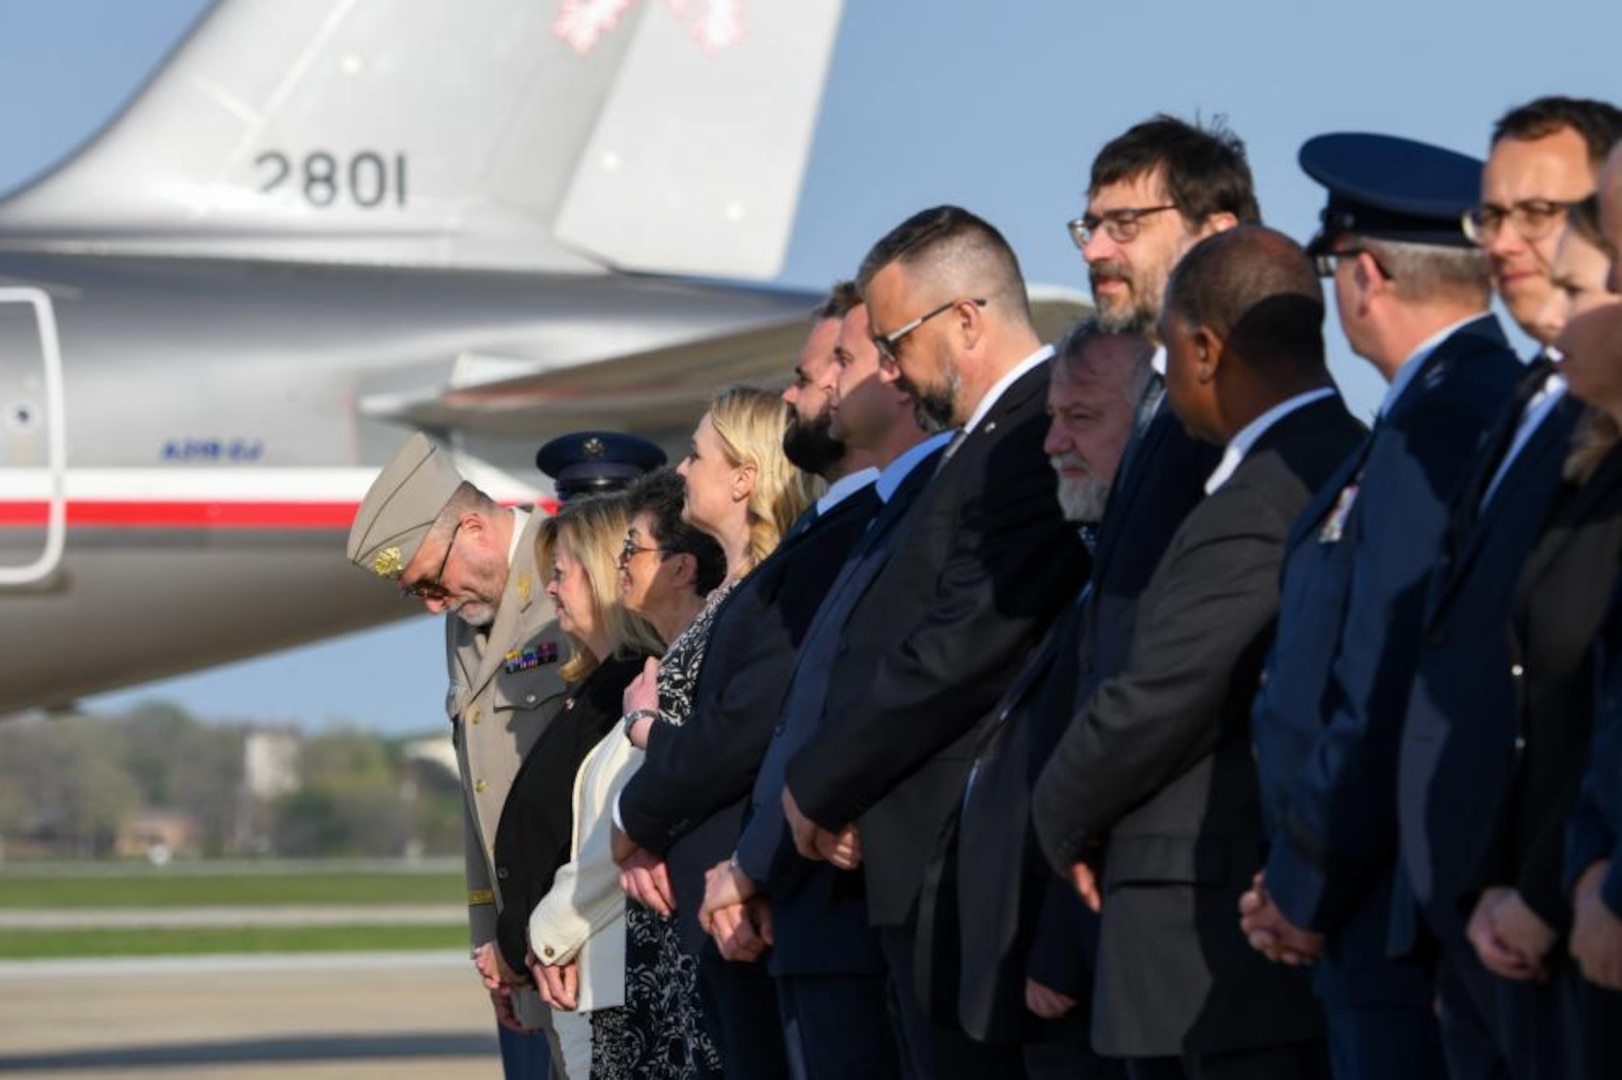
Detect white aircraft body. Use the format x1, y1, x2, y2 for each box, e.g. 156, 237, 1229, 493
0, 0, 1088, 714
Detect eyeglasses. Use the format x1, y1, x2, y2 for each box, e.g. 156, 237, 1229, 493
400, 521, 461, 600
1314, 247, 1394, 281
1462, 199, 1572, 245
616, 536, 668, 570
871, 298, 987, 368
1067, 205, 1178, 248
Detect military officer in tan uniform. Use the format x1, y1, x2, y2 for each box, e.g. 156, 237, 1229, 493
348, 431, 663, 1080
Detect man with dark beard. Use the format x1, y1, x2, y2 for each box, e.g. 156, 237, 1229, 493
781, 206, 1088, 1077
610, 282, 887, 1077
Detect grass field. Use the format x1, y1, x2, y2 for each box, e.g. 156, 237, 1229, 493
0, 924, 463, 959
0, 870, 463, 908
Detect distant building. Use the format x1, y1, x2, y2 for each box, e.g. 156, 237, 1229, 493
243, 730, 300, 800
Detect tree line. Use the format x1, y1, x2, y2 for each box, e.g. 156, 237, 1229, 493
0, 704, 463, 861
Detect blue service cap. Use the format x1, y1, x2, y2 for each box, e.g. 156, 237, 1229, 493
1299, 132, 1484, 254
535, 431, 666, 501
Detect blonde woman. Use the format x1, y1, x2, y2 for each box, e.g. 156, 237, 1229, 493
524, 469, 725, 1080
487, 492, 660, 1077
618, 387, 817, 1078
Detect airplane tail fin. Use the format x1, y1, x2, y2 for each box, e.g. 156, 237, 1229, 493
0, 0, 843, 279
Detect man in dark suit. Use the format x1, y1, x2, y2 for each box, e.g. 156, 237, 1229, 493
781, 204, 1089, 1077
698, 299, 947, 1079
610, 284, 887, 1078
1565, 152, 1622, 1075
1237, 133, 1524, 1080
942, 116, 1256, 1077
1034, 226, 1356, 1079
928, 322, 1150, 1080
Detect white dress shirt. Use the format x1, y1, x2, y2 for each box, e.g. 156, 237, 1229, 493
1205, 387, 1337, 495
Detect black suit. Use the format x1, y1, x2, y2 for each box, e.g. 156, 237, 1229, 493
1035, 394, 1363, 1066
1407, 386, 1622, 1077
616, 481, 879, 1078
1567, 567, 1622, 1078
787, 355, 1088, 1076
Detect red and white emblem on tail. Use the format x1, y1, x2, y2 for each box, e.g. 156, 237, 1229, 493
553, 0, 746, 57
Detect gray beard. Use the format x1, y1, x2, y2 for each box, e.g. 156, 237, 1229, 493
1055, 473, 1109, 523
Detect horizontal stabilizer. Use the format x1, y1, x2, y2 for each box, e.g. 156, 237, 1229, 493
361, 285, 1092, 439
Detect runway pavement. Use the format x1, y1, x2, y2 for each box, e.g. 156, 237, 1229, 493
0, 951, 501, 1078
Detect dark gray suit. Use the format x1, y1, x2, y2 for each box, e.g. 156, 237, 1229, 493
1035, 394, 1362, 1065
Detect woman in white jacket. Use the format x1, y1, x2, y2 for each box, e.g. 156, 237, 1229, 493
527, 469, 725, 1079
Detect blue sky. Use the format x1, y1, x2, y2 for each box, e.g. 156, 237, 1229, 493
4, 0, 1619, 734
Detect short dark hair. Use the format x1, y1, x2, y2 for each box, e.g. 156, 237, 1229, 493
625, 468, 726, 596
1492, 96, 1622, 172
1091, 114, 1262, 228
855, 205, 1032, 325
1165, 225, 1325, 376
813, 280, 862, 323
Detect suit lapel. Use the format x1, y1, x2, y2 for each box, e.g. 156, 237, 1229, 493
1431, 399, 1576, 619
1094, 400, 1173, 581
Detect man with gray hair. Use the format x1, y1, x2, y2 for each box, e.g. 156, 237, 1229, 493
346, 431, 661, 1079
1045, 322, 1156, 529
1241, 133, 1524, 1080
924, 319, 1152, 1078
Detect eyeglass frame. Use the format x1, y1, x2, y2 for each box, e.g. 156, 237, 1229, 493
1314, 245, 1394, 282
1461, 198, 1575, 246
871, 298, 987, 369
400, 520, 462, 600
616, 535, 670, 570
1066, 204, 1180, 249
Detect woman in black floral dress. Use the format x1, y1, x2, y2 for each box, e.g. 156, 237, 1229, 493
615, 388, 815, 1078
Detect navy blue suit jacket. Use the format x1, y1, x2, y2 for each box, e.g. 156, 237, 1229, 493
734, 449, 941, 978
1397, 377, 1589, 941
1256, 316, 1521, 982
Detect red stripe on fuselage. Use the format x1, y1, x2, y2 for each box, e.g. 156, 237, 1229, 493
0, 499, 558, 529
0, 501, 359, 529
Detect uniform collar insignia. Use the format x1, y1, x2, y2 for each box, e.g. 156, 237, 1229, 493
373, 547, 403, 578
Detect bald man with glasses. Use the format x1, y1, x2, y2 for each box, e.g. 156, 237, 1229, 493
348, 429, 662, 1080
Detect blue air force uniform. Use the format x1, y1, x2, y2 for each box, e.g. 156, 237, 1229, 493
1251, 133, 1523, 1080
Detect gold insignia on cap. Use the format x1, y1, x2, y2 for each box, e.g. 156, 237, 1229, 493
584, 436, 606, 458
373, 546, 404, 578
517, 573, 532, 603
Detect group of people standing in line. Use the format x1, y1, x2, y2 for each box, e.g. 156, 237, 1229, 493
345, 95, 1622, 1080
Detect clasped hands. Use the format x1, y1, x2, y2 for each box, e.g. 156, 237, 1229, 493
1466, 885, 1556, 982
612, 824, 676, 916
473, 941, 539, 1031
1238, 872, 1324, 966
698, 857, 774, 962
782, 784, 863, 869
1569, 860, 1622, 990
